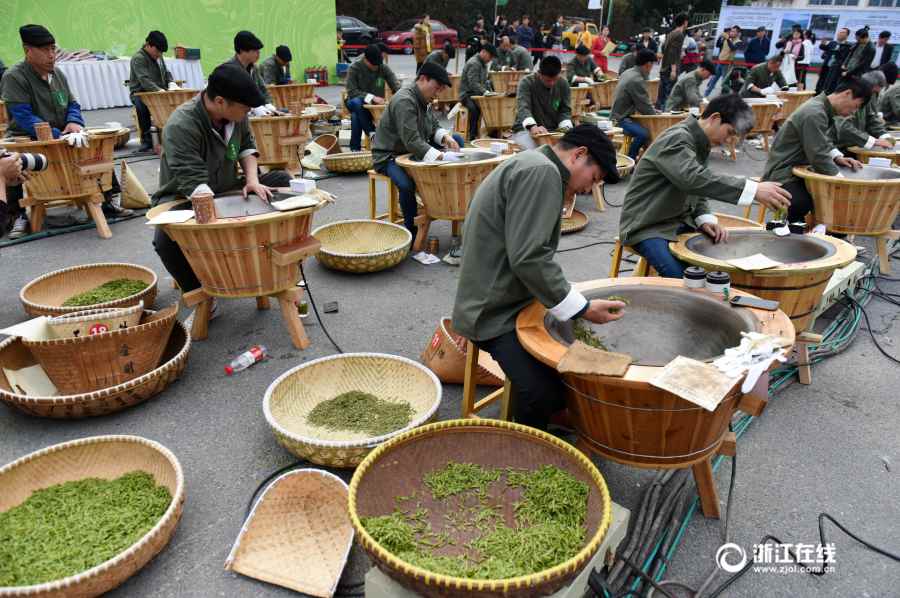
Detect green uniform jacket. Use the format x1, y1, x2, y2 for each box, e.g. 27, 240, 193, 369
664, 71, 703, 111
763, 93, 841, 186
459, 55, 491, 99
514, 72, 572, 131
346, 59, 399, 102
610, 66, 655, 124
259, 55, 291, 85
739, 62, 786, 98
1, 61, 81, 137
423, 49, 449, 69
835, 93, 888, 148
372, 84, 444, 170
881, 84, 900, 124
618, 53, 636, 75
452, 145, 584, 341
506, 46, 532, 71
129, 48, 173, 94
843, 41, 875, 78
153, 94, 258, 203
225, 56, 272, 104
566, 56, 599, 85
619, 117, 751, 246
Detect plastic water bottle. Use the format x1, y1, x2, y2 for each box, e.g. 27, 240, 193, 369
225, 345, 267, 375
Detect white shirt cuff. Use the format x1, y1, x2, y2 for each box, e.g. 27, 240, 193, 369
423, 147, 442, 163
549, 287, 589, 321
829, 148, 844, 160
695, 213, 718, 227
738, 179, 758, 206
523, 116, 537, 128
864, 136, 876, 149
238, 148, 259, 160
364, 93, 375, 104
191, 184, 214, 197
433, 128, 449, 145
559, 120, 574, 130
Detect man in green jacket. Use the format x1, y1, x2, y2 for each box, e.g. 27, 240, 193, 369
259, 45, 292, 85
739, 54, 788, 98
836, 69, 894, 151
494, 35, 532, 71
226, 31, 274, 109
152, 63, 290, 295
763, 77, 869, 223
372, 63, 463, 235
618, 45, 638, 75
423, 41, 454, 70
512, 56, 573, 150
841, 28, 875, 81
619, 94, 791, 277
452, 125, 624, 430
611, 49, 657, 160
566, 45, 603, 86
879, 63, 900, 124
345, 44, 401, 151
459, 44, 497, 141
665, 60, 714, 111
129, 30, 175, 151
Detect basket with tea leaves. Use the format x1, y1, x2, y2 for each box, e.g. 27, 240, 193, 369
62, 279, 150, 307
306, 390, 415, 438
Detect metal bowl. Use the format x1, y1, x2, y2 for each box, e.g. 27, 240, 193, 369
684, 229, 835, 263
836, 164, 900, 180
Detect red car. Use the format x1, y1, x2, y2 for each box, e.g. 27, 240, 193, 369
382, 19, 458, 54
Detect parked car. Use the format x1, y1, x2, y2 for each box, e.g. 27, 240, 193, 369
337, 15, 379, 56
382, 19, 458, 54
561, 19, 598, 50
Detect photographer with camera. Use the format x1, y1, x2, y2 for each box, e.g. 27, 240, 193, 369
0, 153, 26, 230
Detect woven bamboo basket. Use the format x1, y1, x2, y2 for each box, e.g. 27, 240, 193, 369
349, 419, 612, 597
132, 89, 198, 129
365, 103, 387, 125
571, 85, 593, 119
420, 318, 504, 386
489, 70, 527, 95
630, 112, 689, 143
848, 146, 900, 167
793, 165, 900, 235
435, 75, 462, 104
249, 114, 314, 172
322, 151, 374, 173
24, 306, 178, 395
146, 191, 326, 298
561, 208, 589, 234
263, 353, 442, 468
470, 138, 521, 153
267, 83, 317, 110
670, 230, 856, 332
46, 302, 144, 338
225, 469, 353, 596
20, 263, 158, 317
0, 435, 184, 597
775, 90, 814, 121
517, 278, 795, 468
616, 153, 635, 178
302, 104, 337, 120
312, 220, 411, 273
591, 79, 618, 109
645, 79, 660, 104
472, 95, 517, 132
395, 151, 510, 221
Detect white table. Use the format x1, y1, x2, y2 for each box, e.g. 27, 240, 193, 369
56, 58, 204, 110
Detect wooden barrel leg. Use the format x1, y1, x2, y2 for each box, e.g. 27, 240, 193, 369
762, 133, 770, 152
277, 289, 310, 350
877, 236, 892, 275
256, 296, 271, 310
592, 182, 606, 212
29, 202, 47, 233
692, 457, 721, 519
413, 215, 431, 252
609, 240, 624, 278
368, 173, 377, 220
85, 195, 112, 239
451, 220, 461, 237
191, 300, 212, 340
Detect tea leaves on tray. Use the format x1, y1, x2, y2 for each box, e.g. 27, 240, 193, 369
61, 279, 149, 307
573, 319, 608, 351
0, 471, 172, 587
306, 390, 414, 437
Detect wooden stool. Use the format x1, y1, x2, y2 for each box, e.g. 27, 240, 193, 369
461, 340, 511, 420
877, 231, 900, 275
367, 170, 402, 224
590, 183, 607, 212
742, 203, 770, 223
454, 105, 469, 142
609, 237, 649, 277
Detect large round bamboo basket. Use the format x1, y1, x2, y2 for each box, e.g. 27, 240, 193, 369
302, 104, 337, 120
267, 83, 317, 110
561, 208, 589, 234
645, 79, 660, 104
395, 151, 510, 221
263, 353, 442, 468
0, 435, 184, 597
20, 262, 158, 317
848, 145, 900, 167
132, 89, 198, 129
470, 138, 521, 153
571, 84, 593, 119
312, 220, 411, 273
670, 230, 856, 332
146, 190, 326, 298
0, 320, 190, 418
472, 95, 517, 132
517, 278, 795, 467
630, 112, 689, 143
591, 79, 618, 109
2, 133, 118, 202
793, 165, 900, 235
365, 103, 387, 125
775, 90, 814, 121
434, 74, 462, 104
349, 419, 612, 597
249, 113, 314, 172
322, 151, 374, 173
489, 70, 527, 95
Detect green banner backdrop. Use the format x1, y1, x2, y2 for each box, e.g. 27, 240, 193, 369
0, 0, 337, 81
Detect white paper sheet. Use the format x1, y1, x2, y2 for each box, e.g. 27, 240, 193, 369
147, 210, 195, 225
412, 252, 441, 265
728, 253, 784, 271
649, 356, 739, 412
271, 195, 320, 211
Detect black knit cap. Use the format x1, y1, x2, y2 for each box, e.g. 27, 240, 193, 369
481, 43, 498, 57
364, 43, 383, 66
576, 45, 590, 55
146, 30, 168, 52
276, 45, 292, 62
207, 62, 266, 107
20, 24, 55, 46
234, 30, 264, 53
418, 61, 451, 86
561, 124, 620, 184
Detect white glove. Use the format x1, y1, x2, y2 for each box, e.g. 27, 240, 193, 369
62, 131, 89, 148
167, 82, 181, 90
250, 106, 269, 117
558, 120, 574, 131
264, 103, 280, 115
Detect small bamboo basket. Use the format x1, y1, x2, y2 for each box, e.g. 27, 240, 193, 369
616, 153, 635, 178
419, 317, 504, 386
0, 435, 184, 598
267, 83, 317, 109
132, 89, 198, 129
794, 165, 900, 235
322, 151, 374, 173
312, 220, 411, 273
263, 353, 442, 468
20, 263, 158, 317
472, 95, 517, 132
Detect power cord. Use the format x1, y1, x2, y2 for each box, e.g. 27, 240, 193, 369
557, 240, 618, 253
840, 295, 900, 365
299, 262, 344, 354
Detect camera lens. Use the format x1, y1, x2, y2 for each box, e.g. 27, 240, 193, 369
20, 153, 49, 172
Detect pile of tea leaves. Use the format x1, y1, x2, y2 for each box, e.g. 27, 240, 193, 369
573, 320, 607, 351
306, 390, 414, 437
361, 462, 589, 579
62, 279, 149, 307
0, 471, 172, 587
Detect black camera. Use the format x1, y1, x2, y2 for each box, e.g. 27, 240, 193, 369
1, 150, 49, 172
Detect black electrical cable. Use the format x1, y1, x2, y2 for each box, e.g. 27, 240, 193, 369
841, 296, 900, 364
556, 240, 618, 253
588, 554, 677, 598
299, 262, 345, 354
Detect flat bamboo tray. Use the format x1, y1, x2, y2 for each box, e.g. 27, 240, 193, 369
20, 262, 158, 317
472, 95, 517, 132
848, 145, 900, 167
312, 220, 411, 273
349, 419, 612, 597
561, 208, 589, 234
0, 435, 184, 597
630, 112, 689, 143
249, 113, 314, 172
0, 319, 190, 418
775, 90, 815, 121
591, 79, 618, 109
489, 70, 527, 95
322, 151, 374, 173
263, 353, 442, 468
132, 89, 198, 129
267, 83, 317, 110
